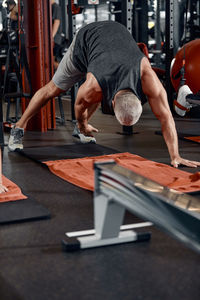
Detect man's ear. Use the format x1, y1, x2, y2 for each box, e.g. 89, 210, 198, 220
112, 99, 115, 109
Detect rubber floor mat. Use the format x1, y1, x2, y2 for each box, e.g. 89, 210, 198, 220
0, 176, 50, 224
184, 136, 200, 143
155, 130, 200, 144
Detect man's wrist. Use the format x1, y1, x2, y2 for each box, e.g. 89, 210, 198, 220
170, 152, 180, 161
77, 121, 87, 131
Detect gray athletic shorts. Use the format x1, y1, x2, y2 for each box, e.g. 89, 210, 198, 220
52, 35, 85, 91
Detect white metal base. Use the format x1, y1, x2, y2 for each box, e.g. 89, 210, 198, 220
63, 222, 152, 251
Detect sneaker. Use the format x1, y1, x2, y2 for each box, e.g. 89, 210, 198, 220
72, 124, 96, 144
72, 123, 80, 138
174, 85, 193, 116
8, 127, 24, 151
79, 133, 96, 144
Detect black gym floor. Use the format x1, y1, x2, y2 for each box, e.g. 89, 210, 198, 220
0, 99, 200, 300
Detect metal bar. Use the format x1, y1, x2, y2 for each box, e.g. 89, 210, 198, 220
121, 0, 134, 135
22, 0, 54, 131
66, 222, 153, 238
155, 0, 161, 66
165, 0, 174, 110
121, 0, 132, 34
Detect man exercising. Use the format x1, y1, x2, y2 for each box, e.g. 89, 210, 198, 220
8, 21, 200, 168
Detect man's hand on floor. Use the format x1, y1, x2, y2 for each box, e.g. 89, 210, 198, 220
171, 157, 200, 168
79, 124, 98, 137
0, 183, 8, 193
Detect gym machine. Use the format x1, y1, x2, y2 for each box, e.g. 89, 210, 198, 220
63, 160, 200, 253
0, 0, 32, 145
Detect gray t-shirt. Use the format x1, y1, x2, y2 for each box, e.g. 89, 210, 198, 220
73, 21, 147, 114
53, 21, 147, 114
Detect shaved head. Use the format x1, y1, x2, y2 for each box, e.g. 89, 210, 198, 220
113, 90, 142, 126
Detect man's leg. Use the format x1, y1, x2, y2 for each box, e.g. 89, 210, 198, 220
8, 33, 83, 151
16, 81, 61, 129
8, 80, 62, 151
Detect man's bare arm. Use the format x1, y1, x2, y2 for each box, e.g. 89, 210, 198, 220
52, 19, 60, 38
75, 73, 102, 136
141, 59, 200, 168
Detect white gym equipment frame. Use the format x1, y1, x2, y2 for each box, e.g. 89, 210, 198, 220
62, 161, 200, 253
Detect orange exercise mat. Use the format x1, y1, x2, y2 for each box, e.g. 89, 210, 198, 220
44, 152, 200, 193
0, 175, 27, 203
184, 136, 200, 143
